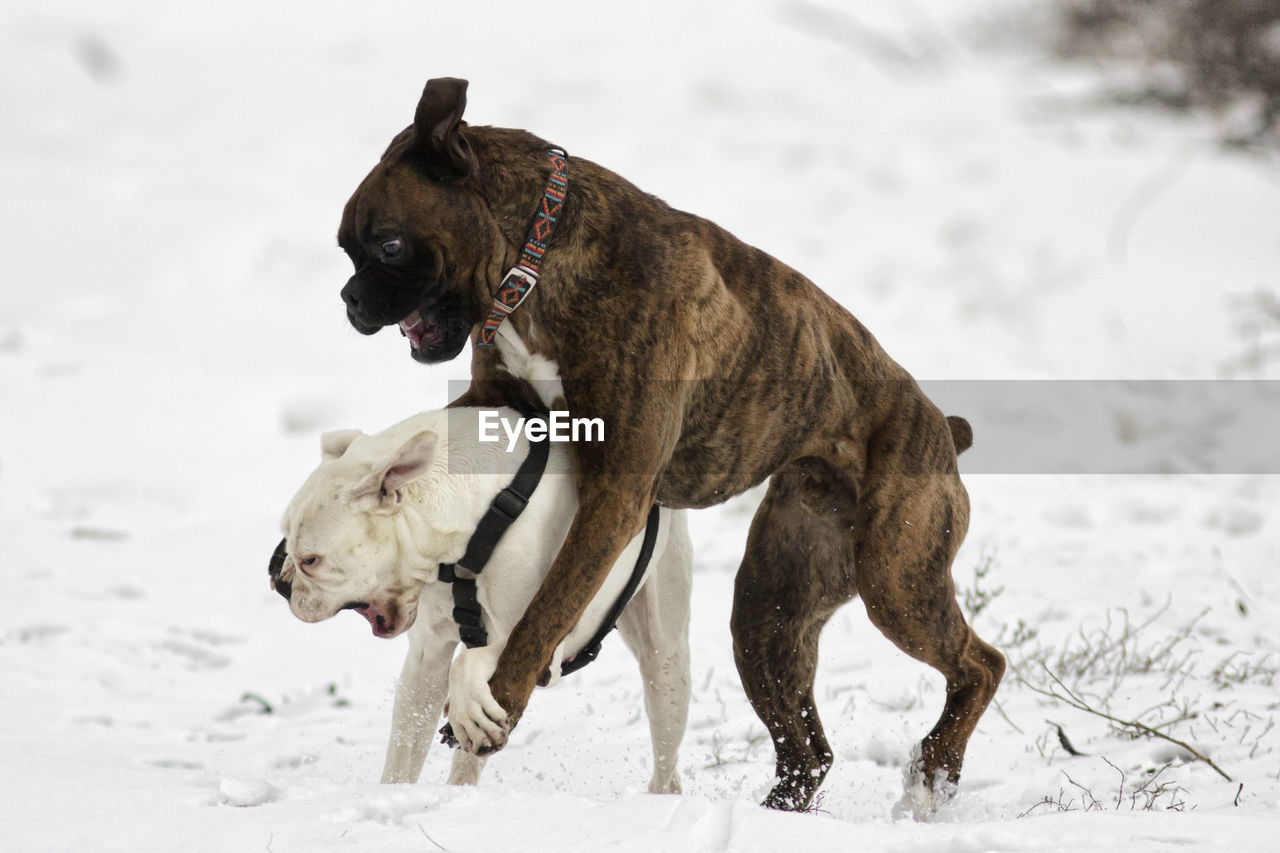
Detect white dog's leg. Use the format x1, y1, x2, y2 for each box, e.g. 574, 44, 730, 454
446, 748, 488, 786
381, 638, 456, 784
617, 511, 692, 795
446, 645, 508, 754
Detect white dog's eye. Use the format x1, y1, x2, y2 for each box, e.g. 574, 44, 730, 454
298, 555, 321, 573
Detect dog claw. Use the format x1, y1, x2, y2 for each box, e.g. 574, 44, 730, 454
438, 721, 510, 755
484, 723, 511, 753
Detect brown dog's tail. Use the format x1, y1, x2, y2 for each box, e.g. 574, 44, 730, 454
946, 415, 973, 455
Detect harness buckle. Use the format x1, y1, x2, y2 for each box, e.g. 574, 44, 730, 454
491, 486, 530, 521
452, 606, 484, 628
559, 642, 603, 677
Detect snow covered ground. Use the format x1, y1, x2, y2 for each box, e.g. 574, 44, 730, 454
3, 1, 1278, 850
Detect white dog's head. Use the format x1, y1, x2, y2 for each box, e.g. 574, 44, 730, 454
271, 427, 440, 638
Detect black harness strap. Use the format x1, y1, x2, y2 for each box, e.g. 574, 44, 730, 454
437, 435, 660, 676
434, 415, 663, 677
434, 435, 661, 750
437, 419, 550, 649
554, 503, 662, 680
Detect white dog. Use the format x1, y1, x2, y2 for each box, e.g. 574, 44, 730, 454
272, 407, 692, 792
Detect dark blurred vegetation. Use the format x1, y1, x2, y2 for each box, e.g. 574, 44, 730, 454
1054, 0, 1280, 147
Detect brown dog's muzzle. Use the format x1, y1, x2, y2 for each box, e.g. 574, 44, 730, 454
340, 275, 406, 334
345, 308, 382, 336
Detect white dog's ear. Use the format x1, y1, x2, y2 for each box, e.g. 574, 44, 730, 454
349, 430, 439, 511
321, 429, 363, 460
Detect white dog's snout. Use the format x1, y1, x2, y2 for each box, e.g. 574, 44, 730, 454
290, 594, 327, 623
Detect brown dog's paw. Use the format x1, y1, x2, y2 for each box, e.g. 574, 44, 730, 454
487, 670, 536, 722
475, 726, 509, 756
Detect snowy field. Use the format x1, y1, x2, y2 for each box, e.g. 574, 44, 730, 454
3, 1, 1279, 850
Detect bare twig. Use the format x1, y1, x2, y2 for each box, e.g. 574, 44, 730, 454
1048, 720, 1087, 756
418, 824, 448, 852
240, 692, 274, 715
1107, 143, 1199, 262
994, 698, 1026, 734
780, 0, 945, 75
1023, 665, 1233, 781
1018, 789, 1072, 818
1061, 771, 1104, 811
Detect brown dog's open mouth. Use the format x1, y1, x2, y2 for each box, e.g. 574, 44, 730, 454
396, 306, 473, 362
398, 311, 445, 352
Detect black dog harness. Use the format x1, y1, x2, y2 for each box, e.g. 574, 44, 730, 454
436, 413, 661, 680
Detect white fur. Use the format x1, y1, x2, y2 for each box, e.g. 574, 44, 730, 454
495, 323, 564, 409
279, 406, 692, 793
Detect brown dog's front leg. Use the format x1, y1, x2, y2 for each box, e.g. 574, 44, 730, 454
482, 482, 656, 750
447, 356, 685, 753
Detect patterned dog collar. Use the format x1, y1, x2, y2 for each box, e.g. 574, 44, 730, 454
476, 148, 568, 346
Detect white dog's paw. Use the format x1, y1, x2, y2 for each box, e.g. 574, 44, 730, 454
445, 647, 508, 754
891, 744, 957, 821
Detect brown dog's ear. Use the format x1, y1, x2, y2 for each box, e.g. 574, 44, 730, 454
413, 77, 474, 179
349, 430, 439, 512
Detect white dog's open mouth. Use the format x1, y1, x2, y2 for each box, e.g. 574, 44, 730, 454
398, 311, 444, 352
348, 601, 417, 639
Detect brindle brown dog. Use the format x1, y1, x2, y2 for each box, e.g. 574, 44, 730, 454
336, 77, 1004, 813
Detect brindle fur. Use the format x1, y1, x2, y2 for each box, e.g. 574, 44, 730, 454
337, 78, 1004, 811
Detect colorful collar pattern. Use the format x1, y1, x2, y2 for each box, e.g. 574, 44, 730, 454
476, 149, 568, 346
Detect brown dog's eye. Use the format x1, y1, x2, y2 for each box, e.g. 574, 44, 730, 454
380, 239, 403, 258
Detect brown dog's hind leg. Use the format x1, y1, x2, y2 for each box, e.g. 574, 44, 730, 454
854, 468, 1004, 818
731, 462, 857, 811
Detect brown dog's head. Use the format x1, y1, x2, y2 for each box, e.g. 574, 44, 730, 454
337, 77, 498, 363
